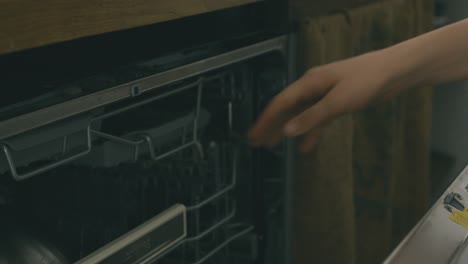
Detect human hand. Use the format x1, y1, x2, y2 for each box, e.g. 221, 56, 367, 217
248, 49, 402, 152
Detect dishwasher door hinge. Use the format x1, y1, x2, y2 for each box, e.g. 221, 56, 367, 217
444, 192, 465, 212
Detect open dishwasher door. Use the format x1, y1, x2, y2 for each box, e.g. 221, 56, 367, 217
385, 165, 468, 264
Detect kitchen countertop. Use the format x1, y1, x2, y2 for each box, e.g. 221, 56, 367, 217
0, 0, 255, 55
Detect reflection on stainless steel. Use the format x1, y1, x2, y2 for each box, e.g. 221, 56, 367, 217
76, 205, 187, 264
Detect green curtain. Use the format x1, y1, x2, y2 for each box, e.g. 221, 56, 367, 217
293, 0, 433, 263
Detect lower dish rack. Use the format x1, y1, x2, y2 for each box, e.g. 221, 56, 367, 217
10, 134, 253, 264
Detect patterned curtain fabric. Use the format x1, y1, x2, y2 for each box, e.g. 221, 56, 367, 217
293, 0, 433, 263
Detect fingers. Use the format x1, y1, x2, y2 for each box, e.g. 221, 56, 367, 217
248, 69, 335, 146
298, 126, 324, 153
283, 92, 341, 138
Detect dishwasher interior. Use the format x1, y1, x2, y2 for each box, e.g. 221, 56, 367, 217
0, 37, 292, 264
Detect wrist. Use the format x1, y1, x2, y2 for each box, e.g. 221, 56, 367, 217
378, 44, 427, 93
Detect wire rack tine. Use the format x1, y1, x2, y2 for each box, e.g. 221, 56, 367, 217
90, 72, 237, 166
186, 203, 237, 243
186, 149, 237, 211
147, 148, 239, 262
148, 205, 237, 263
142, 135, 195, 162
192, 225, 254, 264
139, 79, 205, 162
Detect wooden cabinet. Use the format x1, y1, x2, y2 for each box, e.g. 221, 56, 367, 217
290, 0, 384, 18
0, 0, 255, 55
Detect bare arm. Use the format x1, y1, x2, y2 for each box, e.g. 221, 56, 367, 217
248, 19, 468, 152
387, 19, 468, 92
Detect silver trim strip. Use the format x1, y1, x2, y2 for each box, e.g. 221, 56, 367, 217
0, 36, 288, 140
76, 204, 187, 264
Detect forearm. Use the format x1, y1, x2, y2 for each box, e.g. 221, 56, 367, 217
383, 19, 468, 89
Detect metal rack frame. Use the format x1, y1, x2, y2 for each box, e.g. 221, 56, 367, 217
66, 69, 249, 263
1, 126, 92, 181
0, 62, 241, 181
0, 34, 294, 264
0, 36, 288, 140
75, 142, 243, 264
90, 74, 223, 164
144, 147, 256, 264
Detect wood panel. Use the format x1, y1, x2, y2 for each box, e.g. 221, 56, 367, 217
290, 0, 384, 18
294, 14, 355, 264
0, 0, 255, 55
294, 0, 433, 263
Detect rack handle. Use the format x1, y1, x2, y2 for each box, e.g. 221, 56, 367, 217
2, 126, 92, 181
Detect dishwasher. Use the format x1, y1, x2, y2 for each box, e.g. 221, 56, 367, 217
0, 2, 294, 263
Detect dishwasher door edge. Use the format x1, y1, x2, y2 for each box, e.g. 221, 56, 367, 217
384, 165, 468, 264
